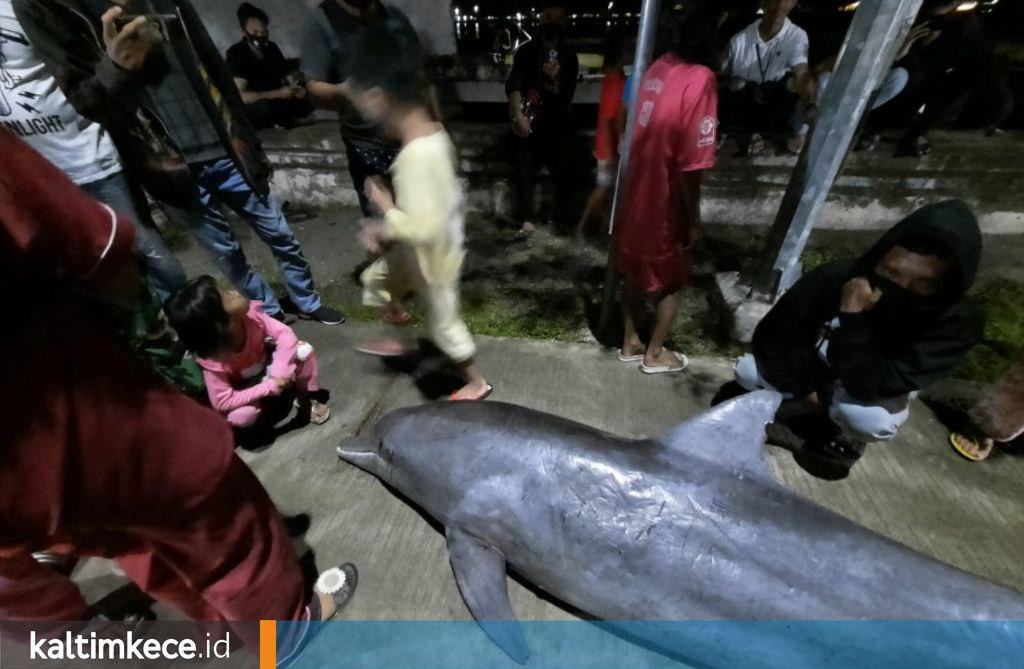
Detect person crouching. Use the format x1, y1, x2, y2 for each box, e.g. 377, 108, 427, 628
167, 276, 330, 428
734, 201, 983, 477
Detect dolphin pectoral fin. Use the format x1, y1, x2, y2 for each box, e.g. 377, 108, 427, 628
658, 390, 783, 480
446, 527, 530, 664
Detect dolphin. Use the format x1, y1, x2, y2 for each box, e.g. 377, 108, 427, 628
337, 391, 1024, 667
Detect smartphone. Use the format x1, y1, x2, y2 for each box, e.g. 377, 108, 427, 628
113, 13, 179, 29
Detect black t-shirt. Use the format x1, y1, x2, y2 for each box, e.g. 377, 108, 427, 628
301, 1, 420, 148
505, 38, 580, 130
226, 38, 289, 93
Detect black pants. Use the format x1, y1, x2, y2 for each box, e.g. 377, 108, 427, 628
344, 141, 399, 217
903, 66, 1015, 140
245, 98, 313, 130
515, 123, 578, 224
719, 81, 800, 139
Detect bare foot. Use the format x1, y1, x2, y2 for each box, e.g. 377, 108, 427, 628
643, 348, 682, 369
787, 135, 805, 155
619, 338, 645, 359
308, 400, 331, 425
317, 590, 338, 620
450, 380, 493, 401
381, 304, 411, 326
314, 564, 358, 621
950, 432, 995, 462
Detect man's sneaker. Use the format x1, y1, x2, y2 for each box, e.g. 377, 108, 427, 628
795, 436, 868, 481
270, 311, 298, 325
305, 306, 346, 326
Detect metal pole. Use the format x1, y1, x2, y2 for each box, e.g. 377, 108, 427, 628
751, 0, 923, 299
597, 0, 662, 334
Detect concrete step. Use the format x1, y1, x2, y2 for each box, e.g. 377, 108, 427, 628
261, 121, 1024, 233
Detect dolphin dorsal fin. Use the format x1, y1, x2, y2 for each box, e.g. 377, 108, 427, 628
446, 527, 530, 664
657, 390, 782, 480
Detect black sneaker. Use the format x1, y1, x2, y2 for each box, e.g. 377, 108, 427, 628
305, 306, 346, 326
795, 437, 867, 481
270, 311, 298, 325
765, 422, 808, 453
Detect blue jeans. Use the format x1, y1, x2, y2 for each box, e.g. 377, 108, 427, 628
81, 171, 188, 302
734, 353, 912, 443
188, 158, 321, 315
792, 67, 909, 137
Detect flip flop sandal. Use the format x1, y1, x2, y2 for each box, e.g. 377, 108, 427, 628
616, 351, 645, 363
450, 384, 494, 402
382, 311, 412, 326
950, 432, 994, 462
355, 341, 415, 357
640, 352, 689, 375
315, 564, 358, 621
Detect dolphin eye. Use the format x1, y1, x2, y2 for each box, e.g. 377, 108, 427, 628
379, 441, 394, 463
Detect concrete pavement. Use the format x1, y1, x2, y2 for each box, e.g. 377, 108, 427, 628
76, 317, 1024, 624
72, 206, 1024, 626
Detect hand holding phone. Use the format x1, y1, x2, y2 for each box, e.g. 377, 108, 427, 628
101, 6, 158, 71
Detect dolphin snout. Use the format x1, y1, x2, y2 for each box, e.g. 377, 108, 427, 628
337, 436, 384, 476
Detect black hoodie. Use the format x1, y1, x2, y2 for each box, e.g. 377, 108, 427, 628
752, 201, 984, 402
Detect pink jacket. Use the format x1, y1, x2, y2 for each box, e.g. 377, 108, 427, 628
196, 301, 300, 413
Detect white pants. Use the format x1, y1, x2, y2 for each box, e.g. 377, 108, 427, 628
735, 353, 911, 443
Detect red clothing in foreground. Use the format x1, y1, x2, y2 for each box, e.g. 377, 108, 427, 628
616, 56, 718, 294
595, 70, 626, 161
0, 130, 305, 636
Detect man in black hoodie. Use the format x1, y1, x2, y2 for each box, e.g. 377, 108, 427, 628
734, 201, 983, 475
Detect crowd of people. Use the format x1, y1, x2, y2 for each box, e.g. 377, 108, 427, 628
1, 0, 1020, 664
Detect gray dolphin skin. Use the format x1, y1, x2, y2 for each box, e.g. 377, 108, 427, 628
337, 391, 1024, 667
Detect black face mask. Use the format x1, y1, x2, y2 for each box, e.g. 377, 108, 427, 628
247, 35, 269, 51
867, 271, 935, 317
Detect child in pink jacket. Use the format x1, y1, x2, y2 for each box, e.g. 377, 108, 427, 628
166, 276, 330, 427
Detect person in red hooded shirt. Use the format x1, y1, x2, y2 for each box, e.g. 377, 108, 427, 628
615, 7, 720, 375
0, 129, 354, 661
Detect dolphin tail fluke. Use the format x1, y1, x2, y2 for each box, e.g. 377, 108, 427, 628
658, 390, 783, 480
446, 526, 530, 664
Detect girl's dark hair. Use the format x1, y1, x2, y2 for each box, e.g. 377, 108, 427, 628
348, 18, 428, 106
165, 276, 231, 358
659, 2, 727, 68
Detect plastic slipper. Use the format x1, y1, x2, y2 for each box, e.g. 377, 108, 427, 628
382, 311, 412, 326
616, 350, 645, 363
450, 384, 494, 402
950, 432, 995, 462
355, 340, 414, 357
640, 352, 689, 375
315, 564, 358, 621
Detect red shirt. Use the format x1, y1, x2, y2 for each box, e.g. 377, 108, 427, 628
616, 56, 718, 293
595, 70, 626, 161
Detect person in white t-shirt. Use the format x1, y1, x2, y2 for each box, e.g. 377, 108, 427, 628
0, 0, 186, 300
719, 0, 815, 156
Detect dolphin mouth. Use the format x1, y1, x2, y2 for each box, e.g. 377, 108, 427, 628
337, 436, 381, 472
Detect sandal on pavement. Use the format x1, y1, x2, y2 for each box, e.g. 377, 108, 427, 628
294, 398, 332, 426
616, 350, 645, 363
381, 309, 412, 326
355, 340, 415, 357
950, 432, 995, 462
450, 384, 494, 402
640, 351, 689, 375
308, 400, 331, 425
315, 564, 358, 621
